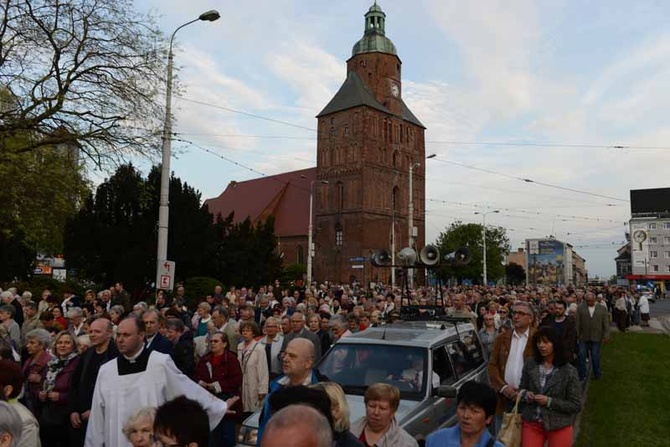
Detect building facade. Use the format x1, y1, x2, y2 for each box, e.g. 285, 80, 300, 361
312, 3, 426, 284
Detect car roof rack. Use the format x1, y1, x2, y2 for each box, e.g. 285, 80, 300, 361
399, 305, 473, 338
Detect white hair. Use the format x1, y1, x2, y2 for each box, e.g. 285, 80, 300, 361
265, 405, 331, 447
0, 401, 22, 446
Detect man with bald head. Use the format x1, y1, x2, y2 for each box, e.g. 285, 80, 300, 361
256, 338, 320, 446
261, 405, 332, 447
68, 317, 118, 446
447, 293, 477, 327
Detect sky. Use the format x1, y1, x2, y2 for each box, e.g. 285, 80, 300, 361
118, 0, 670, 279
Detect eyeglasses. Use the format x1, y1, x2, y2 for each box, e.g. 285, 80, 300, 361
512, 310, 532, 317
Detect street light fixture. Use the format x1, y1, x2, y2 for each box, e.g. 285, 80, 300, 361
474, 210, 499, 286
156, 10, 220, 287
407, 162, 421, 288
302, 176, 329, 286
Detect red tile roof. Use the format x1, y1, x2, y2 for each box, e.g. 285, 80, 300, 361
203, 167, 316, 237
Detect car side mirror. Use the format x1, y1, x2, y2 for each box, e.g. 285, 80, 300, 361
435, 385, 458, 398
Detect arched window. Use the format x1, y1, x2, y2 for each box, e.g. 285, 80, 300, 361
297, 245, 305, 265
335, 224, 343, 247
392, 150, 399, 168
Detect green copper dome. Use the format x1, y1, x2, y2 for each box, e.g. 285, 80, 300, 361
351, 2, 397, 56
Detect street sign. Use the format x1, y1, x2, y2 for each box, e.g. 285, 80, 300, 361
349, 257, 366, 262
351, 264, 364, 269
156, 260, 176, 291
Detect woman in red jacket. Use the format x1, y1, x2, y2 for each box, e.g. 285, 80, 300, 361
38, 330, 80, 447
194, 332, 243, 447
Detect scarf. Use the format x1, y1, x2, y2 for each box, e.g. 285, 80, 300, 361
43, 352, 78, 392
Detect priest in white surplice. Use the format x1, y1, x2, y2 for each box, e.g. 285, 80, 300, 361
85, 316, 238, 447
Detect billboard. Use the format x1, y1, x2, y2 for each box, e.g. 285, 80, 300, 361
526, 239, 569, 285
630, 188, 670, 215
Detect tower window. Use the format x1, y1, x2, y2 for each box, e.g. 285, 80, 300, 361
343, 125, 350, 136
336, 227, 343, 247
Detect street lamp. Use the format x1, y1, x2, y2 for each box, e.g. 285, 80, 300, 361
302, 176, 329, 286
407, 162, 421, 288
474, 210, 499, 286
156, 10, 220, 286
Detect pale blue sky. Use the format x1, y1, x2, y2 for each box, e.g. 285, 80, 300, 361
117, 0, 670, 279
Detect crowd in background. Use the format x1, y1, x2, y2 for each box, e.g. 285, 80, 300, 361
0, 279, 658, 446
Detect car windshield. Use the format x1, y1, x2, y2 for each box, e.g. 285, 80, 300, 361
316, 343, 427, 400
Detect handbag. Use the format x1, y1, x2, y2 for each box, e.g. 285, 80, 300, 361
497, 392, 523, 447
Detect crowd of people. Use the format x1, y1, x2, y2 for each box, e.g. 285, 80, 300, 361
0, 280, 655, 447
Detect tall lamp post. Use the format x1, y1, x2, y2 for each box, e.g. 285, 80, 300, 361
474, 210, 499, 286
156, 10, 220, 285
304, 177, 329, 286
407, 162, 421, 289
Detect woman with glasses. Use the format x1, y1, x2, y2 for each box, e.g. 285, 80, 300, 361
194, 332, 242, 447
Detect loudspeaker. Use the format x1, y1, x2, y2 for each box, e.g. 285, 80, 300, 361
370, 249, 392, 267
398, 247, 417, 266
419, 245, 441, 266
444, 247, 471, 265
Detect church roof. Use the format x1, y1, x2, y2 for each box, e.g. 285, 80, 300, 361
401, 100, 425, 128
316, 71, 425, 128
203, 167, 315, 237
317, 71, 387, 117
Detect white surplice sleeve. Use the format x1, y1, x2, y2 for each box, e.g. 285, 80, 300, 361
84, 366, 106, 447
162, 354, 227, 429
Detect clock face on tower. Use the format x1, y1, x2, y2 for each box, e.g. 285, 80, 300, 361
391, 83, 400, 97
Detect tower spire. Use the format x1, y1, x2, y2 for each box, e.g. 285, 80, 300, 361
352, 2, 397, 56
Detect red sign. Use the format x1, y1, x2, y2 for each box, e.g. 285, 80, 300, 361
159, 275, 171, 289
625, 274, 670, 280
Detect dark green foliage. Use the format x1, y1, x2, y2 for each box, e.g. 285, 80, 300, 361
64, 164, 284, 293
181, 277, 223, 308
282, 263, 307, 285
505, 262, 526, 285
433, 221, 510, 284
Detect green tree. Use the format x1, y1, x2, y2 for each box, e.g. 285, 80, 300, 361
505, 262, 526, 285
64, 164, 284, 292
434, 221, 510, 284
0, 0, 166, 166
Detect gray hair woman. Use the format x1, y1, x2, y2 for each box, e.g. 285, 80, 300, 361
0, 401, 23, 447
122, 406, 156, 447
22, 328, 53, 416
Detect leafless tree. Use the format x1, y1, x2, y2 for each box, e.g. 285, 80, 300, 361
0, 0, 167, 167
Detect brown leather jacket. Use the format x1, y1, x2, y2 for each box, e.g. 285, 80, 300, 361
487, 327, 537, 415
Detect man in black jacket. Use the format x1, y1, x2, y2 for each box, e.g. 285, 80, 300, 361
142, 309, 173, 355
165, 318, 195, 378
68, 317, 118, 447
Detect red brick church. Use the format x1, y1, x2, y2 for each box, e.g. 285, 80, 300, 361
204, 3, 426, 284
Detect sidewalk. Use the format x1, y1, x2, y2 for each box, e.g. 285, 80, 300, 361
610, 317, 670, 335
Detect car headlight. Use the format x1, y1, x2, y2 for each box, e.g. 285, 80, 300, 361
237, 425, 258, 445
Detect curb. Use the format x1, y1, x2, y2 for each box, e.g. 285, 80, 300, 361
572, 366, 590, 445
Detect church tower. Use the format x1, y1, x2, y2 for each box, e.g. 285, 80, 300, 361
312, 2, 426, 285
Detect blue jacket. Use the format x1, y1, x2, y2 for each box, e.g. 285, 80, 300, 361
256, 370, 320, 446
426, 425, 504, 447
